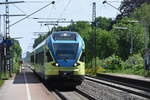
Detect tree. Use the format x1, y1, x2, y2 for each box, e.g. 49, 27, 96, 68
95, 28, 118, 59
33, 35, 46, 48
11, 39, 22, 72
119, 0, 150, 17
95, 16, 113, 31
132, 3, 150, 41
112, 17, 145, 59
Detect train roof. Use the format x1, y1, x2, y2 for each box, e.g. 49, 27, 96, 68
52, 31, 78, 34
31, 31, 84, 53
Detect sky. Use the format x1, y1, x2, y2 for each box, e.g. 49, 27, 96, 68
0, 0, 122, 57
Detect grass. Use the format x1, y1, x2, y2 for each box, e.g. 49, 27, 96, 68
0, 80, 4, 88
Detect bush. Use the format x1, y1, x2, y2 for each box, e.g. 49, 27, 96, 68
86, 67, 105, 75
13, 55, 21, 73
104, 54, 124, 71
86, 57, 106, 75
124, 54, 144, 75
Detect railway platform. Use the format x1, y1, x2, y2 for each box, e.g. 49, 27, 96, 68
0, 64, 56, 100
101, 73, 150, 82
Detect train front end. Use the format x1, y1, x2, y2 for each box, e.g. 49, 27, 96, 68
45, 31, 85, 84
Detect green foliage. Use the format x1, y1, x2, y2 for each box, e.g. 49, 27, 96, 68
0, 80, 4, 87
11, 40, 22, 73
132, 3, 150, 26
119, 0, 149, 17
56, 26, 69, 31
104, 55, 123, 71
96, 29, 118, 59
69, 21, 91, 33
132, 3, 150, 44
33, 35, 46, 48
102, 54, 145, 76
96, 16, 113, 30
123, 54, 144, 75
112, 17, 146, 59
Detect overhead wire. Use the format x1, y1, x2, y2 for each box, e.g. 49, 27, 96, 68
44, 0, 61, 20
59, 0, 71, 18
9, 1, 55, 27
105, 0, 122, 3
13, 4, 26, 15
23, 1, 54, 3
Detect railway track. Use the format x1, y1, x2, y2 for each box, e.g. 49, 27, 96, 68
85, 74, 150, 99
53, 88, 95, 100
27, 64, 94, 100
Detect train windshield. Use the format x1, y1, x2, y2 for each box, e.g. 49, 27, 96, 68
53, 33, 76, 41
53, 43, 78, 60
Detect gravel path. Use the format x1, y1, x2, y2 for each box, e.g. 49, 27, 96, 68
76, 80, 149, 100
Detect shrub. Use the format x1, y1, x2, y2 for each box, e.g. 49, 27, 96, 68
124, 54, 144, 75
104, 54, 124, 71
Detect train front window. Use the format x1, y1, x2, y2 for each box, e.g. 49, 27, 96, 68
53, 33, 76, 41
53, 43, 78, 60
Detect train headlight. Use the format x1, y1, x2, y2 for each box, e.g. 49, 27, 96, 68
74, 63, 77, 66
55, 63, 59, 67
74, 63, 80, 66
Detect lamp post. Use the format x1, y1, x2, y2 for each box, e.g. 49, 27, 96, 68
114, 26, 133, 54
113, 26, 133, 54
103, 0, 121, 13
103, 1, 140, 54
128, 20, 148, 47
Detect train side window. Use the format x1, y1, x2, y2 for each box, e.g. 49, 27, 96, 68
31, 55, 34, 63
79, 52, 85, 62
36, 54, 38, 64
39, 52, 44, 65
46, 51, 53, 62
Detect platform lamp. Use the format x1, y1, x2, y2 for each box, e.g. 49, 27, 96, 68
102, 0, 121, 13
113, 26, 134, 54
127, 20, 147, 48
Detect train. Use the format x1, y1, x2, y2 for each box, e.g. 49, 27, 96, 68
30, 31, 85, 85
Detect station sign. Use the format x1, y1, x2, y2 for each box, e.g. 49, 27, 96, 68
4, 40, 13, 47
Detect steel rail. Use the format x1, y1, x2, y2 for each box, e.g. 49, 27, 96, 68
85, 75, 150, 99
53, 88, 95, 100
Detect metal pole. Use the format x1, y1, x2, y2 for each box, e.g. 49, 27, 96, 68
92, 2, 96, 73
0, 15, 1, 33
5, 0, 11, 77
130, 29, 133, 54
0, 54, 1, 78
144, 24, 149, 49
0, 15, 1, 78
3, 15, 6, 75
